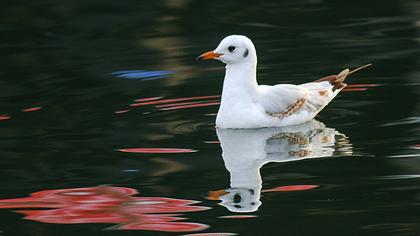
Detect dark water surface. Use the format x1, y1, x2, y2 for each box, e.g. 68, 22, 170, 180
1, 0, 420, 235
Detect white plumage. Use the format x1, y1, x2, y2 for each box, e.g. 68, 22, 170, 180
208, 120, 352, 212
198, 35, 371, 129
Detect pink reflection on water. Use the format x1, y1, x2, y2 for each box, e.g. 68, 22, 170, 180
130, 95, 221, 107
0, 186, 209, 232
156, 100, 220, 108
183, 233, 237, 236
159, 102, 220, 111
0, 115, 11, 121
203, 141, 220, 144
342, 83, 382, 92
114, 109, 130, 114
118, 148, 198, 154
341, 83, 382, 92
346, 83, 381, 88
21, 107, 42, 112
342, 88, 368, 92
262, 185, 319, 192
133, 96, 164, 102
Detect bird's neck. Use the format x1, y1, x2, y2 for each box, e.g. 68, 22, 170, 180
222, 62, 258, 103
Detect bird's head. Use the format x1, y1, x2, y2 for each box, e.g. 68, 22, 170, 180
197, 35, 257, 65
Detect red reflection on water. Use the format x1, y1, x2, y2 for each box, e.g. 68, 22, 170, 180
183, 233, 237, 236
0, 186, 209, 232
341, 83, 382, 92
114, 109, 130, 114
156, 101, 204, 108
412, 144, 420, 149
159, 102, 220, 111
203, 141, 220, 144
262, 185, 319, 192
118, 148, 198, 154
156, 100, 220, 108
0, 115, 11, 121
21, 107, 42, 112
346, 83, 381, 88
133, 96, 163, 102
342, 88, 368, 92
130, 95, 221, 107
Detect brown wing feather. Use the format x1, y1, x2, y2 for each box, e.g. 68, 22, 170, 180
267, 96, 307, 118
314, 64, 372, 91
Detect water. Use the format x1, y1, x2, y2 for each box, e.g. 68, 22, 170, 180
0, 0, 419, 235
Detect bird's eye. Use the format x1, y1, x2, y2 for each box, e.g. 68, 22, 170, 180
228, 46, 236, 52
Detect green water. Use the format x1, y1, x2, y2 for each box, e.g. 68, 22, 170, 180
0, 0, 419, 235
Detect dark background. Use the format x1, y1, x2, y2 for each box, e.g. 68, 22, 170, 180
0, 0, 419, 235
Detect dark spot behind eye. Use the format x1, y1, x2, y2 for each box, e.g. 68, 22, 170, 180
228, 46, 236, 52
243, 49, 249, 58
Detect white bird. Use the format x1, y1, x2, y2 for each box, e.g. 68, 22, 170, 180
198, 35, 371, 129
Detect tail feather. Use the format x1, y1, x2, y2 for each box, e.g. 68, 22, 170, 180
315, 64, 372, 91
336, 68, 350, 83
348, 63, 372, 75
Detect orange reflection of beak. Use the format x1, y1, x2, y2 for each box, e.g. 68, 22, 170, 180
196, 51, 222, 60
205, 190, 228, 200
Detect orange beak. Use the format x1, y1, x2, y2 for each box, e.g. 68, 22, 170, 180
196, 51, 223, 60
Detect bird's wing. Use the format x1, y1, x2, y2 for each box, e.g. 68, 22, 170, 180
258, 64, 372, 120
257, 70, 352, 119
257, 84, 309, 114
257, 82, 333, 119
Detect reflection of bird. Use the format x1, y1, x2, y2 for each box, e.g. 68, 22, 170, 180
206, 120, 352, 213
198, 35, 371, 128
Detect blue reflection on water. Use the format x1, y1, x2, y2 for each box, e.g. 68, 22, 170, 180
112, 70, 173, 80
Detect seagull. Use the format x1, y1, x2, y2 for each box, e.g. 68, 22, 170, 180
197, 35, 371, 129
